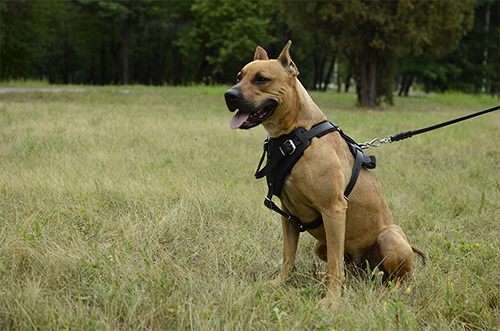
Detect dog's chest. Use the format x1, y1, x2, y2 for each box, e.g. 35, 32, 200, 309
279, 167, 324, 219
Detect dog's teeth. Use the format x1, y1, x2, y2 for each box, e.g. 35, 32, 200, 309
250, 109, 264, 118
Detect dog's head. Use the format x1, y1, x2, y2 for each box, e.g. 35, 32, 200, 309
225, 41, 299, 130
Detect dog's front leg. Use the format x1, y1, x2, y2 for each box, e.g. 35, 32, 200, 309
319, 206, 347, 309
269, 215, 300, 287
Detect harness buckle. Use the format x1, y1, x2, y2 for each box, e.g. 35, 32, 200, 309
279, 139, 296, 156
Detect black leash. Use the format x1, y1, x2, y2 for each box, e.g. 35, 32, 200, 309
360, 105, 500, 149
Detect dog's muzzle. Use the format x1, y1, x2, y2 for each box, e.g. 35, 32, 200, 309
225, 88, 277, 130
224, 88, 242, 112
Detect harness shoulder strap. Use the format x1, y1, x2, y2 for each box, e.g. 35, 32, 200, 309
339, 129, 376, 199
255, 120, 376, 232
343, 148, 365, 200
255, 121, 339, 196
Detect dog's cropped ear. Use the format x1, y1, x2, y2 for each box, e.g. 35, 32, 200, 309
254, 46, 269, 61
277, 40, 299, 76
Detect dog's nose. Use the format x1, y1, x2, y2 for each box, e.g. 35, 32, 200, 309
224, 89, 242, 109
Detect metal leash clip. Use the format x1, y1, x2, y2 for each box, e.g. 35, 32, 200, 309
359, 136, 392, 149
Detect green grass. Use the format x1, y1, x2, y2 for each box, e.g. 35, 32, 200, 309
0, 85, 499, 330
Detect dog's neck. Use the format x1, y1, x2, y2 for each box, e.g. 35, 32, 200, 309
263, 79, 327, 138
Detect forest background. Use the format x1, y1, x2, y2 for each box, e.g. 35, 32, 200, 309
1, 0, 499, 107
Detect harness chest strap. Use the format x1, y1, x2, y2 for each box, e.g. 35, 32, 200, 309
255, 121, 376, 233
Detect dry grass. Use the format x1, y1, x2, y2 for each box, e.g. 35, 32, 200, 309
0, 86, 499, 330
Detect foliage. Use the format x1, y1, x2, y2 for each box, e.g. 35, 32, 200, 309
301, 0, 475, 107
176, 0, 278, 84
283, 2, 337, 91
0, 0, 495, 102
0, 1, 56, 79
442, 0, 499, 94
398, 0, 498, 95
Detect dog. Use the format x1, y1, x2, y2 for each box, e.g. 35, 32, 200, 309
224, 41, 427, 308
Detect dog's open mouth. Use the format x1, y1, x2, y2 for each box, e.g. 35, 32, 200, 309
230, 101, 277, 130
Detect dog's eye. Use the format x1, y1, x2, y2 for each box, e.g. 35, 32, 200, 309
255, 76, 270, 84
236, 73, 242, 83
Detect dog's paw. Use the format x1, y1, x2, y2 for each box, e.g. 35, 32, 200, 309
267, 270, 293, 288
268, 276, 285, 288
318, 296, 339, 311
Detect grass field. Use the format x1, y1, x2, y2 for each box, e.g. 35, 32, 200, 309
0, 84, 499, 330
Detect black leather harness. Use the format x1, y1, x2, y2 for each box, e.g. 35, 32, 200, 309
254, 121, 376, 233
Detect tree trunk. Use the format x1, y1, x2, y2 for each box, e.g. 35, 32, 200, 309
318, 54, 326, 90
134, 18, 143, 84
344, 73, 351, 92
357, 57, 377, 107
399, 75, 414, 96
109, 20, 121, 84
398, 76, 407, 96
100, 44, 107, 85
404, 76, 414, 96
482, 4, 490, 93
122, 16, 132, 85
312, 55, 320, 90
90, 49, 96, 85
424, 81, 431, 94
172, 46, 183, 86
322, 55, 336, 92
151, 32, 162, 85
62, 24, 70, 84
197, 57, 209, 83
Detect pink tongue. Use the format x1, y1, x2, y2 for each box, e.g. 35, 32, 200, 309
230, 111, 250, 129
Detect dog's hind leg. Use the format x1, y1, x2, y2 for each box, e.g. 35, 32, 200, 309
314, 240, 328, 262
371, 225, 414, 283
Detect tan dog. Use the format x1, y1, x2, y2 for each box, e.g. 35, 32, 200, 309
225, 41, 426, 308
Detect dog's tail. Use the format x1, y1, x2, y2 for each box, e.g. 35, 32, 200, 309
412, 246, 430, 264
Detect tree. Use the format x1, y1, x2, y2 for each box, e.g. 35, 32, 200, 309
283, 2, 337, 91
0, 1, 60, 80
176, 0, 278, 84
439, 0, 499, 95
297, 1, 474, 107
76, 0, 141, 85
0, 0, 486, 94
397, 1, 493, 95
